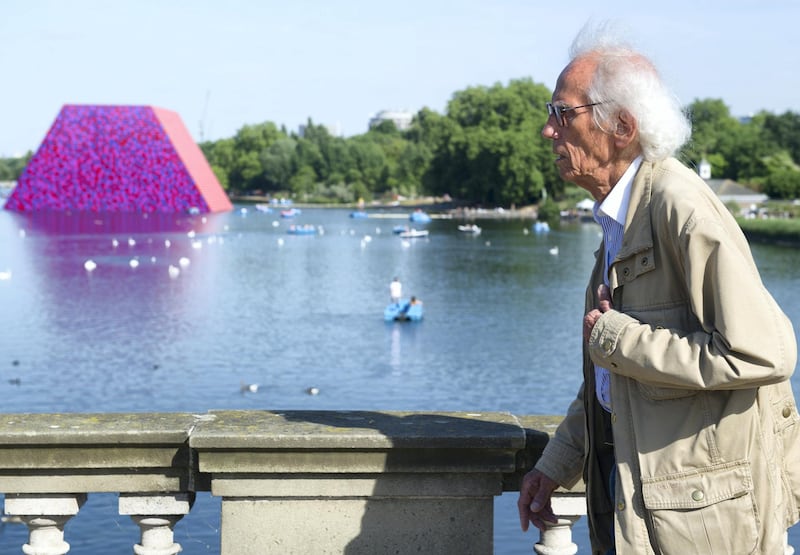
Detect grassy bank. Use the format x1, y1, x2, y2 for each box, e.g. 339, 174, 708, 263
737, 217, 800, 247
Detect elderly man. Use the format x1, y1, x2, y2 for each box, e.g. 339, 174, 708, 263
518, 23, 800, 554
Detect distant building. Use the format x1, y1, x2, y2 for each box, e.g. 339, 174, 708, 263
705, 178, 767, 205
695, 157, 766, 205
368, 110, 413, 131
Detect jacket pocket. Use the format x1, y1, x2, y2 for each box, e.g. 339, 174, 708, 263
641, 460, 758, 554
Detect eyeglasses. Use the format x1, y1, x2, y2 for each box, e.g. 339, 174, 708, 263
546, 102, 602, 127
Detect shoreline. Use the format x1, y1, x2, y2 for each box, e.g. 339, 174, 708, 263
233, 196, 540, 220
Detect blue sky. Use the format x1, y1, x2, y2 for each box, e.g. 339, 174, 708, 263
2, 0, 799, 157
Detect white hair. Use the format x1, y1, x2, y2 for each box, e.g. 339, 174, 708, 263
569, 21, 691, 161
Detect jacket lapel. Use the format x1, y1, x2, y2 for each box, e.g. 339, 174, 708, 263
608, 161, 657, 293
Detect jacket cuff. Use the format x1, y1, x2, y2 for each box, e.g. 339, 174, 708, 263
588, 310, 637, 368
534, 436, 584, 489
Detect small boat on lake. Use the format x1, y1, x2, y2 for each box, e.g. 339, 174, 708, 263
399, 228, 429, 239
349, 210, 369, 219
533, 221, 550, 234
281, 208, 302, 218
286, 224, 317, 235
384, 298, 424, 322
458, 224, 481, 235
409, 210, 432, 224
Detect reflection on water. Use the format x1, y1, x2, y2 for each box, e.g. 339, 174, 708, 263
0, 205, 798, 553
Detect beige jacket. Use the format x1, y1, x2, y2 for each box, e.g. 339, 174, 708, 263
535, 158, 800, 554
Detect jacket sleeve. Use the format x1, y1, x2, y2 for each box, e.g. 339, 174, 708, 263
589, 212, 797, 390
534, 382, 586, 488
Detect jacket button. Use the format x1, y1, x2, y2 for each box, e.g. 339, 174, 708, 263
611, 413, 617, 424
641, 257, 648, 266
623, 267, 630, 276
691, 490, 704, 502
603, 339, 613, 352
783, 406, 792, 418
617, 501, 625, 511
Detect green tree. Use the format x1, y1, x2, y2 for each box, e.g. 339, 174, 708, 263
230, 122, 284, 191
289, 165, 317, 199
260, 138, 297, 190
763, 167, 800, 199
683, 99, 741, 177
0, 152, 34, 181
422, 78, 554, 206
761, 111, 800, 165
348, 138, 387, 192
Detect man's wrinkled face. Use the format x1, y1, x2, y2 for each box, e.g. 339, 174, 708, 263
542, 58, 616, 196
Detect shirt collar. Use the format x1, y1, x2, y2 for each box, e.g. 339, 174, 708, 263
594, 155, 643, 226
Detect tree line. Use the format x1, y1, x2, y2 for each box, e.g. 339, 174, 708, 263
3, 80, 800, 204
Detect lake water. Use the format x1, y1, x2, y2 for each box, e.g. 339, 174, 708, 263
0, 204, 798, 553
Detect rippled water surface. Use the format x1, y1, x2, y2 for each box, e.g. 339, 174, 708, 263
0, 205, 798, 553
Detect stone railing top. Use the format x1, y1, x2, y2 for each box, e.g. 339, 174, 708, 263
0, 411, 567, 491
190, 410, 528, 450
0, 412, 202, 445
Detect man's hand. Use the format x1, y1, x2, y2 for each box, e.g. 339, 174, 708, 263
583, 284, 613, 342
517, 469, 559, 532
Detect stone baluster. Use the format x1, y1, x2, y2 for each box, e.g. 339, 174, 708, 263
119, 492, 194, 555
3, 493, 87, 555
534, 492, 586, 555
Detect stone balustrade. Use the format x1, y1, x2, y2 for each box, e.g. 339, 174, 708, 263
0, 411, 794, 554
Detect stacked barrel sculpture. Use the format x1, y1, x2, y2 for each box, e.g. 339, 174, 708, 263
5, 105, 231, 213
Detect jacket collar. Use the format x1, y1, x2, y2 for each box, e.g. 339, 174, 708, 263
607, 159, 658, 291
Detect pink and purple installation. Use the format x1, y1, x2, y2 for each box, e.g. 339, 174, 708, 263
5, 104, 232, 213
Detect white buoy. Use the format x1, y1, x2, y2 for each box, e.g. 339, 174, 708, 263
277, 238, 284, 247
306, 387, 320, 396
549, 246, 559, 256
84, 260, 97, 272
111, 238, 119, 248
129, 259, 139, 268
187, 230, 196, 238
168, 265, 180, 279
178, 257, 190, 268
0, 270, 12, 280
164, 239, 171, 248
127, 237, 136, 247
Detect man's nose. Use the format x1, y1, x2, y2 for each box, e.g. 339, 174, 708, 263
541, 120, 557, 139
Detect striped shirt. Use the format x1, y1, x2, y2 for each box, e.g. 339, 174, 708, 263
592, 156, 642, 412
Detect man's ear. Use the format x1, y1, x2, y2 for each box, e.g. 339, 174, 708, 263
614, 110, 637, 148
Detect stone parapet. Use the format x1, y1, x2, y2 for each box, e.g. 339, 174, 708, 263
0, 410, 785, 554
